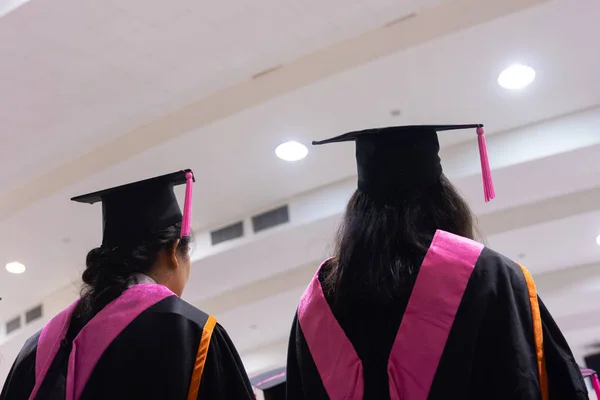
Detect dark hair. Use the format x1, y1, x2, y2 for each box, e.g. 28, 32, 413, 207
322, 174, 476, 306
79, 223, 192, 316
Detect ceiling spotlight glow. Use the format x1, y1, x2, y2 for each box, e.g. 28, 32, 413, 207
596, 234, 600, 246
498, 64, 536, 90
5, 262, 26, 274
275, 141, 308, 162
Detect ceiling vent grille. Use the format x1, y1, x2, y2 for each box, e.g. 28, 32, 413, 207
252, 205, 289, 233
6, 316, 21, 335
25, 304, 43, 324
211, 221, 244, 245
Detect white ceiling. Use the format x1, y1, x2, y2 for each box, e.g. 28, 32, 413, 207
0, 0, 443, 191
2, 0, 600, 380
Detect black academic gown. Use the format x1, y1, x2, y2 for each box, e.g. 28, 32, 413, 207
1, 294, 254, 400
287, 246, 587, 400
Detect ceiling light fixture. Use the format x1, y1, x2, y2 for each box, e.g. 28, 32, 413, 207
596, 234, 600, 246
6, 262, 26, 274
275, 141, 308, 162
498, 64, 536, 90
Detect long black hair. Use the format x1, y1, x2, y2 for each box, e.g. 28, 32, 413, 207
322, 174, 476, 306
79, 223, 192, 317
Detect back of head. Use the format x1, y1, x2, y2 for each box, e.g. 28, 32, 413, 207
80, 224, 192, 316
71, 169, 196, 317
322, 174, 475, 306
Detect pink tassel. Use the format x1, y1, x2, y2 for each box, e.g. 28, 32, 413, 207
180, 171, 194, 237
476, 126, 495, 203
593, 373, 600, 397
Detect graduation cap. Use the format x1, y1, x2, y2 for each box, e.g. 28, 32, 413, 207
72, 170, 195, 248
313, 124, 495, 202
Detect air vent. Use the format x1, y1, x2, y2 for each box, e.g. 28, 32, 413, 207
252, 205, 289, 233
211, 222, 244, 245
6, 316, 21, 335
25, 304, 43, 324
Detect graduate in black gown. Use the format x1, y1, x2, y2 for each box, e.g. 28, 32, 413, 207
286, 126, 587, 400
1, 170, 254, 400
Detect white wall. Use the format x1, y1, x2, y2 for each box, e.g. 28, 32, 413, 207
0, 284, 78, 384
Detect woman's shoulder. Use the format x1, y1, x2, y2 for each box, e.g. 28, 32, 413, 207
472, 246, 530, 293
16, 329, 42, 361
476, 246, 523, 275
140, 294, 212, 329
427, 230, 526, 287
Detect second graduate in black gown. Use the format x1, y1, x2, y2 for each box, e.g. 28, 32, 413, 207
1, 170, 255, 399
286, 126, 587, 400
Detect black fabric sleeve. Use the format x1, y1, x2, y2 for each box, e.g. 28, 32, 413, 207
285, 313, 305, 400
285, 312, 329, 400
468, 256, 587, 400
473, 262, 543, 399
538, 298, 588, 400
196, 323, 254, 400
0, 332, 39, 400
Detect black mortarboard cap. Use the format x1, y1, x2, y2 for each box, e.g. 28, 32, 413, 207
313, 124, 495, 202
72, 169, 195, 248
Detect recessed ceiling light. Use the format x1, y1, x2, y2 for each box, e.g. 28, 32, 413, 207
596, 234, 600, 246
498, 64, 536, 90
275, 141, 308, 162
6, 262, 26, 274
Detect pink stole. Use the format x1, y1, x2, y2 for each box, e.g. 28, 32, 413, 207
29, 284, 174, 400
297, 230, 484, 400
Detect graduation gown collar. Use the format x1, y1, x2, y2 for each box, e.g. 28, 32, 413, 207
130, 273, 156, 286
